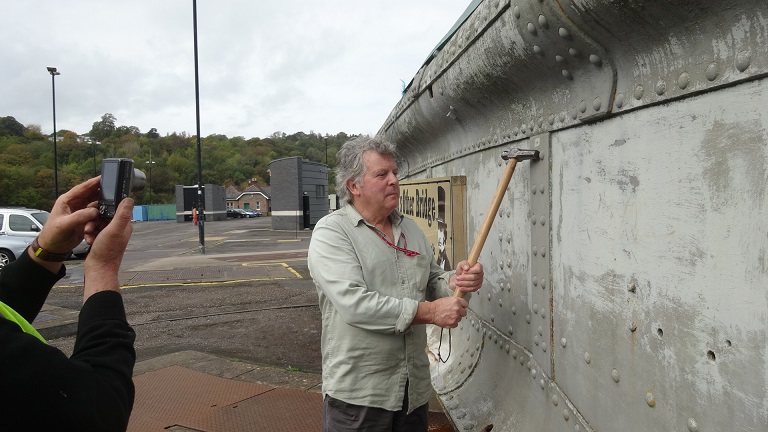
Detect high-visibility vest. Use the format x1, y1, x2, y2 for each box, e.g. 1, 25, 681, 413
0, 301, 46, 343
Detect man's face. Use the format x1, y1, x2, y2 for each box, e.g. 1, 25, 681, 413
437, 227, 446, 251
350, 151, 400, 215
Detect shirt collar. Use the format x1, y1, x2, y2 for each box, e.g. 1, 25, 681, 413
342, 203, 403, 227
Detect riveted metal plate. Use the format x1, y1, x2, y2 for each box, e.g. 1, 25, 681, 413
529, 133, 553, 377
429, 313, 486, 394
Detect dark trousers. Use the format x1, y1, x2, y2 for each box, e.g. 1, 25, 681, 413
322, 383, 429, 432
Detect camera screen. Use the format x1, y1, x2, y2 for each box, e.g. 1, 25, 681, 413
101, 160, 119, 201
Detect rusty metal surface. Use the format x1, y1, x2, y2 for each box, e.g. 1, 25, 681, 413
182, 387, 322, 432
129, 366, 274, 432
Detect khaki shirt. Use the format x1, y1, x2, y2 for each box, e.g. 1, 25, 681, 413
308, 204, 455, 413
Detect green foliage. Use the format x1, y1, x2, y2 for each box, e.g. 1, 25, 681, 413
0, 113, 353, 206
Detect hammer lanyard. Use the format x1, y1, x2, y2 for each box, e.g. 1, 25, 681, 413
371, 227, 452, 363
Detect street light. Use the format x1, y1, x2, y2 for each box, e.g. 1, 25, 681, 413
47, 66, 60, 198
146, 148, 156, 204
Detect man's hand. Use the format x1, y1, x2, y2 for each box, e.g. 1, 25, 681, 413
35, 177, 101, 255
451, 260, 484, 295
83, 197, 134, 302
414, 297, 468, 328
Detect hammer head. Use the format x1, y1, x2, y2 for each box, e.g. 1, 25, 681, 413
501, 148, 540, 161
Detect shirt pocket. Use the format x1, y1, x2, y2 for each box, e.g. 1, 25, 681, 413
406, 254, 432, 298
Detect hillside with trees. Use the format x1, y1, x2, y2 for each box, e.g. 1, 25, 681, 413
0, 114, 353, 211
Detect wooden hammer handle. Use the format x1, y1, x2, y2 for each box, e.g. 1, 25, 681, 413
454, 158, 518, 298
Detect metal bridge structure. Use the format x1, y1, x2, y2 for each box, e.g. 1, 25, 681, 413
378, 1, 768, 430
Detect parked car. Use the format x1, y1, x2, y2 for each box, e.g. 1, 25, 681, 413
0, 235, 31, 269
0, 207, 90, 259
226, 208, 246, 218
242, 209, 263, 217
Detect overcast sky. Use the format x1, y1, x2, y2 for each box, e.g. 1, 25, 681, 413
1, 1, 470, 139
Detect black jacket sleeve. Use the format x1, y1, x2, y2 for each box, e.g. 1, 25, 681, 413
0, 254, 136, 432
0, 250, 64, 320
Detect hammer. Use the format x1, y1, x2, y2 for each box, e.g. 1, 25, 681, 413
454, 148, 540, 298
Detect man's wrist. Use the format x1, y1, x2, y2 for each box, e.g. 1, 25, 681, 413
29, 237, 70, 262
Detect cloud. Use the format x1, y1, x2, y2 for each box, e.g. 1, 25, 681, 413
0, 0, 470, 138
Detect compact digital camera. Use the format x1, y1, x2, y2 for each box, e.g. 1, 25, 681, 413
98, 158, 146, 219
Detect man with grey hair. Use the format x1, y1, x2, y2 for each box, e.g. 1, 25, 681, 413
308, 135, 484, 431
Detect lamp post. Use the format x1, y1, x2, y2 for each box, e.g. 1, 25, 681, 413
146, 148, 156, 204
47, 66, 60, 198
90, 140, 100, 176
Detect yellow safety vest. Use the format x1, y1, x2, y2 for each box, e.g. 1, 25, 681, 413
0, 301, 46, 343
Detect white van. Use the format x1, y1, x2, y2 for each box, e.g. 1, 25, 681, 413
0, 207, 90, 259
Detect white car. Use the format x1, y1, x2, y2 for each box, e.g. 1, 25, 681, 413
0, 207, 90, 259
0, 235, 31, 269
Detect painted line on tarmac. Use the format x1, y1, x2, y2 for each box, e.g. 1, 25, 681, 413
118, 277, 296, 290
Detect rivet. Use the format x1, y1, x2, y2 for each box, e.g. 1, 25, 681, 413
562, 70, 573, 80
462, 422, 475, 430
612, 368, 620, 383
541, 247, 547, 257
507, 234, 512, 243
616, 93, 625, 109
589, 54, 602, 66
499, 261, 504, 270
555, 55, 565, 63
512, 349, 518, 359
533, 276, 539, 286
563, 409, 570, 421
527, 23, 537, 35
678, 72, 690, 90
539, 216, 546, 225
578, 100, 587, 113
519, 355, 525, 365
559, 112, 566, 122
508, 325, 514, 335
687, 417, 699, 432
476, 344, 481, 351
655, 79, 666, 96
568, 47, 580, 57
526, 315, 531, 324
630, 322, 637, 332
445, 394, 454, 401
706, 62, 719, 81
541, 309, 546, 318
491, 314, 495, 322
533, 303, 539, 314
507, 259, 512, 268
736, 51, 751, 72
575, 425, 581, 432
558, 27, 570, 39
470, 351, 475, 358
537, 326, 543, 336
527, 361, 531, 370
542, 342, 548, 352
532, 215, 537, 225
499, 233, 503, 242
634, 84, 644, 100
505, 344, 510, 353
539, 185, 545, 194
593, 96, 602, 111
533, 246, 539, 256
540, 379, 546, 389
499, 299, 503, 307
534, 335, 540, 346
513, 5, 520, 19
646, 391, 656, 407
455, 411, 466, 419
570, 109, 578, 120
542, 278, 548, 288
584, 352, 591, 364
531, 369, 537, 379
460, 366, 466, 373
488, 293, 492, 301
533, 45, 543, 55
493, 335, 498, 344
511, 306, 517, 315
535, 13, 548, 27
551, 395, 559, 406
561, 338, 567, 348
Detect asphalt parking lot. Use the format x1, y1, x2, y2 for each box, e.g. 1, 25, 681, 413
46, 216, 323, 372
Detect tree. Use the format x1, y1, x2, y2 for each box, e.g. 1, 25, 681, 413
89, 113, 117, 142
0, 116, 25, 137
146, 128, 160, 139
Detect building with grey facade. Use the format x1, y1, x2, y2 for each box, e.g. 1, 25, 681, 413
175, 184, 227, 222
269, 156, 329, 230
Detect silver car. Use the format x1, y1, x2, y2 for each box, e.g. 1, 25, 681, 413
0, 207, 90, 259
0, 235, 31, 269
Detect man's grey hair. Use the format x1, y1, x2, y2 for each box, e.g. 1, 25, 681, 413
336, 136, 398, 205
